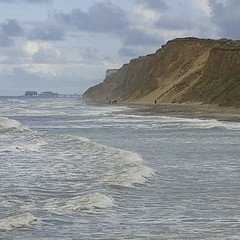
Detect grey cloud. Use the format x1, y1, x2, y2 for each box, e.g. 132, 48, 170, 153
1, 19, 23, 37
0, 35, 14, 47
210, 0, 240, 39
0, 54, 25, 65
25, 0, 51, 3
0, 43, 27, 60
32, 47, 61, 63
0, 68, 45, 96
0, 19, 23, 47
155, 16, 193, 31
81, 47, 98, 60
1, 68, 53, 91
55, 2, 129, 34
54, 2, 162, 50
0, 67, 94, 96
1, 68, 66, 96
28, 26, 64, 41
118, 47, 139, 57
0, 0, 51, 4
124, 29, 161, 46
136, 0, 168, 11
119, 32, 164, 59
0, 0, 16, 2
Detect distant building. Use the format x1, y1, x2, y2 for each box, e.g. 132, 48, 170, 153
25, 91, 38, 97
39, 92, 58, 98
23, 91, 80, 98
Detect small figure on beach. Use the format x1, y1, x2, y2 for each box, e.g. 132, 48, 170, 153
154, 100, 157, 104
109, 99, 117, 104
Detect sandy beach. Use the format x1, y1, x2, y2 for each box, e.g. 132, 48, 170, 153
124, 102, 240, 122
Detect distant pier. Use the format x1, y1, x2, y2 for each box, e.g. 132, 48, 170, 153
24, 91, 81, 98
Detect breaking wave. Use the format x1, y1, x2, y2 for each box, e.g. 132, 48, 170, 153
0, 117, 48, 153
160, 117, 240, 130
57, 134, 155, 188
45, 193, 114, 214
0, 117, 28, 132
2, 137, 47, 153
107, 164, 155, 188
0, 212, 39, 232
179, 118, 240, 130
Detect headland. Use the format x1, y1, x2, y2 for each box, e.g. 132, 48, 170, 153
83, 37, 240, 121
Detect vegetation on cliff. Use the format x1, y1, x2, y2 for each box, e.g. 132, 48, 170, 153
83, 38, 240, 107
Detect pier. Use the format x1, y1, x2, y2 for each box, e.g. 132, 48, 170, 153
24, 91, 81, 98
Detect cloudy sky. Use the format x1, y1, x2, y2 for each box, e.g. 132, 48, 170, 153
0, 0, 239, 95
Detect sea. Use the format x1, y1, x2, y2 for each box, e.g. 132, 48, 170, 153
0, 97, 240, 240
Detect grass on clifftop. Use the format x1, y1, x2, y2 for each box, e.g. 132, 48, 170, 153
218, 40, 240, 50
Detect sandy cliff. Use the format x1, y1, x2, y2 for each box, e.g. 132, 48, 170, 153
83, 38, 240, 107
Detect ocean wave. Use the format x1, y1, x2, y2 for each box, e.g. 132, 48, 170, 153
0, 117, 28, 132
79, 106, 128, 118
56, 134, 155, 188
81, 140, 155, 187
2, 138, 48, 153
177, 118, 240, 130
0, 121, 48, 154
45, 193, 114, 213
107, 164, 155, 188
0, 116, 49, 153
157, 117, 240, 130
63, 193, 115, 212
58, 134, 143, 166
0, 212, 39, 232
6, 99, 27, 104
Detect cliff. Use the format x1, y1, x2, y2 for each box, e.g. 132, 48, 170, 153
83, 38, 240, 107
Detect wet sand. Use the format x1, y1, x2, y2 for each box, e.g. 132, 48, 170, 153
125, 102, 240, 122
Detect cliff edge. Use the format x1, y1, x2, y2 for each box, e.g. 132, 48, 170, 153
83, 38, 240, 107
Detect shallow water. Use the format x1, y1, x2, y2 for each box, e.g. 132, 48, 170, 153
0, 97, 240, 239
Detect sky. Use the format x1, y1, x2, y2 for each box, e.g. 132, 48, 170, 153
0, 0, 239, 96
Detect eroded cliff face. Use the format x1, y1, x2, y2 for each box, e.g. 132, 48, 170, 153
83, 38, 240, 107
180, 45, 240, 107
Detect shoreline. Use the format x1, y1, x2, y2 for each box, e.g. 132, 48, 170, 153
84, 99, 240, 122
122, 102, 240, 122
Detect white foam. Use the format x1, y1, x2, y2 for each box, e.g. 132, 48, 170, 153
0, 212, 38, 231
0, 117, 27, 132
63, 134, 141, 162
45, 193, 115, 213
81, 106, 128, 118
1, 137, 48, 153
107, 165, 155, 188
56, 134, 155, 187
87, 143, 155, 187
6, 99, 27, 104
180, 119, 228, 129
161, 117, 240, 130
63, 193, 115, 212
